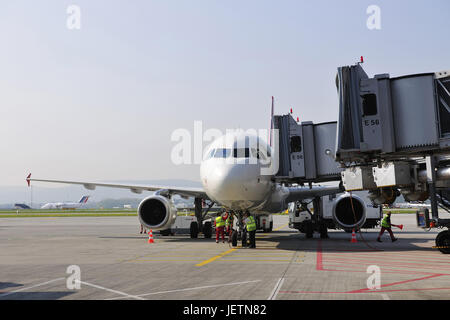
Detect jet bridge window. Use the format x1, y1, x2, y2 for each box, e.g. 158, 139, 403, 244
362, 94, 378, 116
290, 136, 302, 153
437, 77, 450, 137
233, 148, 250, 158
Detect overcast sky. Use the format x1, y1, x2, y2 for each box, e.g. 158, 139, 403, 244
1, 0, 449, 186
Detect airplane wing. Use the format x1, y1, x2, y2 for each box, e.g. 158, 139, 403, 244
26, 174, 209, 200
285, 184, 344, 203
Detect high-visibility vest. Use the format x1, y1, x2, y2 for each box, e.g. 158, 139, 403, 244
216, 216, 225, 227
226, 216, 233, 227
246, 216, 256, 232
381, 215, 391, 228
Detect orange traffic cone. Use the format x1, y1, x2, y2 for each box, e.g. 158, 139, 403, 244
350, 229, 357, 243
148, 229, 154, 243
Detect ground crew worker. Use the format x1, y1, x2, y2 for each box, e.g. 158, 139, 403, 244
222, 211, 229, 240
215, 211, 226, 243
377, 212, 398, 242
140, 224, 147, 234
243, 211, 257, 248
225, 212, 234, 241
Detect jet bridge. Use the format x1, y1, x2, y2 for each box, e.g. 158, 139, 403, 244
333, 63, 450, 252
273, 114, 341, 184
335, 64, 450, 160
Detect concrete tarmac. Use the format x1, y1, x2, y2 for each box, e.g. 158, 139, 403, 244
1, 214, 450, 300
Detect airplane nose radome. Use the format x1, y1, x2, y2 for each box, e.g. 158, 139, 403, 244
207, 164, 264, 202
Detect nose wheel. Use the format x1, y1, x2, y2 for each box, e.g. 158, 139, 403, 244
190, 221, 199, 238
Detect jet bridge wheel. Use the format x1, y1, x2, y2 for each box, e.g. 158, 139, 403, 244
160, 229, 172, 236
436, 230, 450, 254
190, 221, 199, 238
305, 221, 313, 238
319, 223, 329, 239
203, 222, 212, 239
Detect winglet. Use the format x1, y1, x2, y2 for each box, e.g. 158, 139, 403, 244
26, 173, 31, 187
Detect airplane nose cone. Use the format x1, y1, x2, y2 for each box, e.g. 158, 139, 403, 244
202, 162, 271, 208
209, 165, 253, 200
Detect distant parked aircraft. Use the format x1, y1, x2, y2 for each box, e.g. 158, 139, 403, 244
40, 196, 90, 210
392, 202, 431, 209
15, 203, 31, 209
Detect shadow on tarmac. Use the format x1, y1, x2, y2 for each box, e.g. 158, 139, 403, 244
0, 291, 74, 300
114, 229, 449, 254
0, 282, 23, 290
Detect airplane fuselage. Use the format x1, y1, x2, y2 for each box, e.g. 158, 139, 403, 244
41, 202, 84, 209
200, 133, 276, 212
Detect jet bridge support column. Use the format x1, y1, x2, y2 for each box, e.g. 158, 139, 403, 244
313, 197, 329, 239
426, 156, 440, 223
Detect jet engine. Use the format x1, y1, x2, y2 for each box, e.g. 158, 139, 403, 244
137, 195, 177, 230
332, 193, 366, 230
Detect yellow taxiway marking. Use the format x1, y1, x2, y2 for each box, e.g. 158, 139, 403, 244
135, 259, 203, 262
135, 258, 304, 263
256, 223, 289, 238
273, 223, 289, 231
219, 259, 293, 262
196, 248, 237, 267
236, 247, 288, 250
136, 255, 214, 258
228, 255, 295, 257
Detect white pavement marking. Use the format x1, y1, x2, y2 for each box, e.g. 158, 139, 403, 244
268, 278, 284, 300
381, 294, 390, 300
106, 280, 262, 300
78, 281, 145, 300
0, 277, 65, 299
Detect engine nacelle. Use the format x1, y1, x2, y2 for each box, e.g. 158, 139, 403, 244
137, 195, 177, 230
332, 193, 366, 230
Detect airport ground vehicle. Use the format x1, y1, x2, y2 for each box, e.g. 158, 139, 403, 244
256, 214, 273, 232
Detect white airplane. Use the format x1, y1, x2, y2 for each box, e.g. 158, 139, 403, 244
26, 132, 347, 229
26, 101, 362, 242
40, 195, 90, 210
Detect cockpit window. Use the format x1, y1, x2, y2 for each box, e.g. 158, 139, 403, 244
233, 148, 250, 158
213, 148, 231, 158
205, 149, 215, 160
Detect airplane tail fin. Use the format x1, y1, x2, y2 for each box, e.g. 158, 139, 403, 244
26, 173, 31, 187
79, 196, 90, 203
